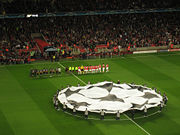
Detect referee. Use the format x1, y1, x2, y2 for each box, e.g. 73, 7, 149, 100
72, 66, 74, 72
81, 65, 84, 74
69, 66, 72, 72
75, 67, 78, 73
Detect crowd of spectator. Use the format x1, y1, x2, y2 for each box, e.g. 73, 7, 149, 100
0, 0, 180, 14
41, 12, 180, 50
0, 11, 180, 64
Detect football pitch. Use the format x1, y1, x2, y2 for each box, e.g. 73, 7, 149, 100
0, 52, 180, 135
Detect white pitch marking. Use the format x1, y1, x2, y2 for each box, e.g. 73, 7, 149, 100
58, 63, 86, 85
58, 62, 151, 135
124, 114, 151, 135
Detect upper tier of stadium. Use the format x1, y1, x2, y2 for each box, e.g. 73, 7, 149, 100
0, 0, 180, 14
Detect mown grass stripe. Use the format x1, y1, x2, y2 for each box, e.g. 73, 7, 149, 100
3, 66, 60, 135
113, 57, 180, 134
0, 109, 15, 135
6, 64, 105, 135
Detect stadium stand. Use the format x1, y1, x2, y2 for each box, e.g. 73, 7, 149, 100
0, 0, 180, 13
0, 0, 180, 64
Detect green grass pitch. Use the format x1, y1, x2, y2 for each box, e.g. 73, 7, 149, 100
0, 52, 180, 135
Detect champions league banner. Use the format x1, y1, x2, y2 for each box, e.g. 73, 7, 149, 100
58, 81, 163, 114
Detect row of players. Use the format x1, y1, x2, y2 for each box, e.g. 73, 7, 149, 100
30, 67, 61, 77
68, 64, 109, 74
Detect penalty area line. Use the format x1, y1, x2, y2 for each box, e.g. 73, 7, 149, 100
58, 62, 151, 135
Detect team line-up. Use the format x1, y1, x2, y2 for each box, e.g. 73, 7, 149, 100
67, 64, 109, 74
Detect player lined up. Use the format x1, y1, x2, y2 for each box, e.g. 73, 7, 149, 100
67, 64, 109, 74
30, 67, 61, 77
